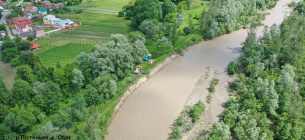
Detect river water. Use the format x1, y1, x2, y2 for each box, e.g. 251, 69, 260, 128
106, 0, 296, 139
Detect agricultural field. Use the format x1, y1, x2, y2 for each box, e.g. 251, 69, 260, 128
69, 0, 129, 12
33, 2, 131, 68
36, 43, 94, 68
0, 60, 16, 90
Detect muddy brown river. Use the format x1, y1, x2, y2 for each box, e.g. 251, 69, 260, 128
106, 0, 297, 139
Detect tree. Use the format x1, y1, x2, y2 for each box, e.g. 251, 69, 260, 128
11, 79, 32, 106
71, 93, 87, 121
132, 39, 148, 64
10, 104, 38, 132
0, 75, 10, 105
109, 80, 117, 97
3, 112, 22, 132
33, 81, 63, 115
16, 65, 36, 85
208, 122, 231, 140
156, 36, 173, 54
18, 42, 31, 51
139, 20, 158, 40
34, 122, 60, 137
176, 10, 185, 26
0, 123, 17, 140
1, 48, 18, 62
83, 84, 102, 106
72, 68, 84, 90
162, 0, 177, 18
1, 41, 17, 50
208, 20, 220, 39
183, 27, 191, 35
270, 24, 281, 38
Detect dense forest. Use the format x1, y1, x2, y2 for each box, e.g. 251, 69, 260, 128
205, 2, 305, 140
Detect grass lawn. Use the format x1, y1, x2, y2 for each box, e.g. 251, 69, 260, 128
69, 0, 129, 12
36, 43, 94, 68
0, 60, 16, 90
44, 28, 55, 32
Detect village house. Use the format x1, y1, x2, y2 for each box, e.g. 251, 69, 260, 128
25, 6, 38, 12
20, 26, 45, 40
34, 26, 44, 38
43, 15, 60, 25
23, 11, 33, 19
0, 30, 5, 37
53, 19, 75, 29
0, 1, 7, 6
38, 7, 47, 15
41, 1, 64, 9
29, 42, 41, 51
14, 17, 34, 33
41, 1, 53, 8
52, 3, 64, 9
31, 14, 41, 20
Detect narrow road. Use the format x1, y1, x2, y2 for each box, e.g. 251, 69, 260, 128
6, 25, 14, 39
15, 0, 23, 7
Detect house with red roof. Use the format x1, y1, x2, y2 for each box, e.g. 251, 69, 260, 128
0, 1, 7, 6
25, 6, 38, 12
23, 11, 29, 16
14, 17, 34, 33
30, 42, 41, 51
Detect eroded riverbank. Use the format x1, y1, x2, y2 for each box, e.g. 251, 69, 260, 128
106, 0, 298, 139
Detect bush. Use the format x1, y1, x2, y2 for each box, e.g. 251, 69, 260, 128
10, 57, 21, 67
207, 94, 212, 104
191, 36, 196, 41
183, 27, 191, 35
191, 101, 205, 123
118, 11, 124, 17
228, 61, 240, 75
209, 84, 215, 93
175, 116, 184, 126
170, 125, 181, 139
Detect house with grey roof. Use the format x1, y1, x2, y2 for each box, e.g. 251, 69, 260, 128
43, 15, 60, 25
53, 19, 75, 29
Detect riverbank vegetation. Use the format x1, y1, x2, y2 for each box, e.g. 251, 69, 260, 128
169, 101, 205, 139
205, 2, 305, 139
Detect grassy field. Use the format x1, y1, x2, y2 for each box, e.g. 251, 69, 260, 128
0, 60, 16, 90
36, 43, 94, 68
34, 7, 130, 68
69, 0, 129, 12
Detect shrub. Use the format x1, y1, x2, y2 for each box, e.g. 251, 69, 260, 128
192, 36, 196, 41
118, 11, 124, 17
228, 61, 240, 75
170, 125, 181, 139
10, 57, 21, 67
191, 101, 205, 123
207, 94, 212, 104
209, 83, 215, 92
183, 27, 191, 35
176, 116, 184, 126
